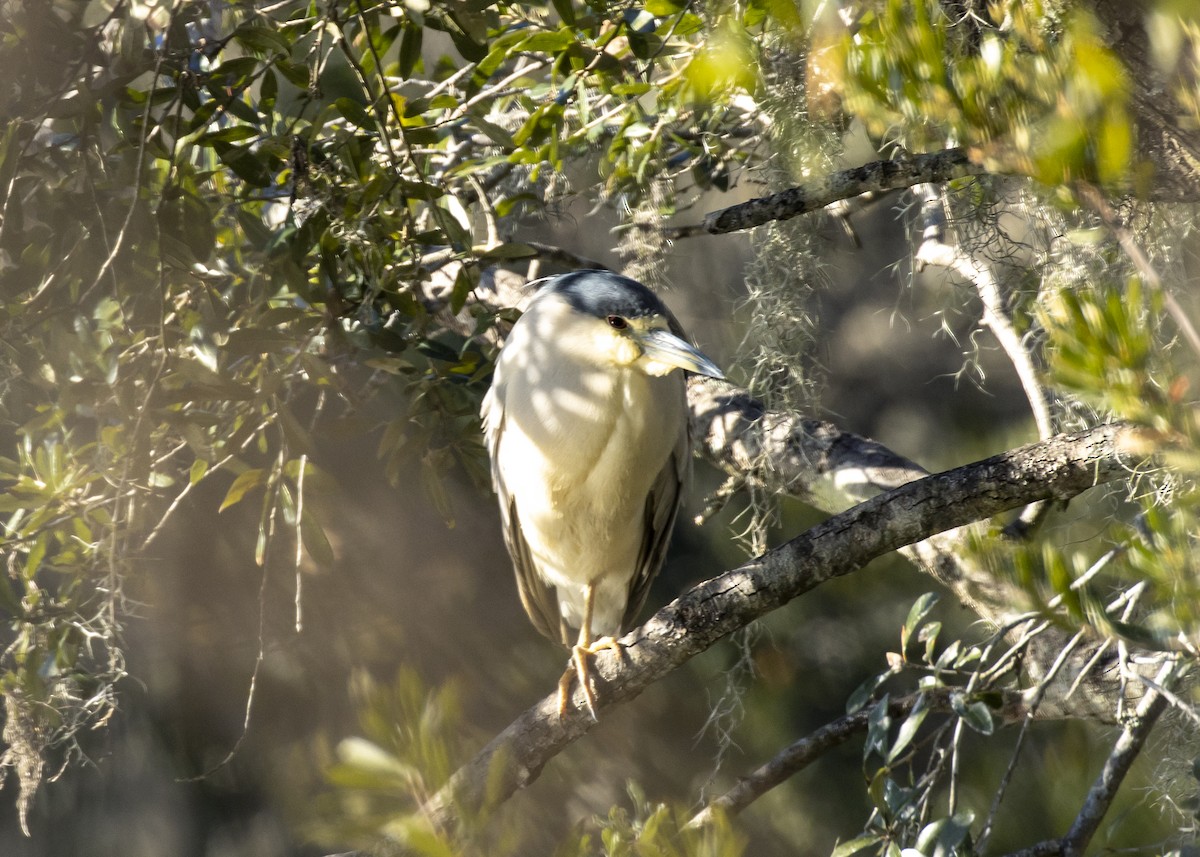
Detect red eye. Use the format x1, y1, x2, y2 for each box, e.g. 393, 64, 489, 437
606, 315, 628, 330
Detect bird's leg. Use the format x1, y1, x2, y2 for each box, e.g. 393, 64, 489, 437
557, 583, 622, 720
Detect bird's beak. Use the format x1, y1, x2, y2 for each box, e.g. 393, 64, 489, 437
637, 328, 725, 380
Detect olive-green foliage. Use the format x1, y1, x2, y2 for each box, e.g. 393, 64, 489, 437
0, 0, 770, 829
2, 0, 1199, 853
309, 669, 745, 856
838, 0, 1136, 187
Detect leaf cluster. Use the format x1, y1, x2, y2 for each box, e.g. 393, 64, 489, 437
837, 0, 1135, 187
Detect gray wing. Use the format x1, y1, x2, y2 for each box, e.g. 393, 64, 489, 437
620, 416, 689, 634
481, 380, 567, 645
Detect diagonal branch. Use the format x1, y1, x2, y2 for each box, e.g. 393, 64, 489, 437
454, 266, 1161, 725
998, 662, 1175, 857
667, 147, 986, 238
423, 423, 1135, 827
687, 687, 1025, 828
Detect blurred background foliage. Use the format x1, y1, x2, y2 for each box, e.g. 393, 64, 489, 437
1, 0, 1199, 854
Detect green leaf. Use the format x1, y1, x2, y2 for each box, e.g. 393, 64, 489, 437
623, 8, 658, 34
469, 113, 517, 149
421, 450, 455, 526
551, 0, 575, 26
446, 13, 488, 62
213, 142, 274, 187
831, 833, 884, 857
399, 23, 423, 78
865, 694, 891, 759
224, 328, 300, 357
472, 242, 538, 260
336, 736, 419, 781
195, 126, 259, 145
276, 59, 311, 88
211, 56, 260, 87
951, 693, 994, 735
396, 179, 445, 201
449, 265, 479, 315
915, 812, 976, 857
886, 695, 928, 763
25, 534, 48, 580
234, 24, 292, 56
335, 97, 376, 130
522, 30, 575, 52
611, 82, 652, 96
300, 509, 335, 568
901, 592, 939, 655
846, 670, 890, 714
220, 469, 266, 512
260, 67, 277, 109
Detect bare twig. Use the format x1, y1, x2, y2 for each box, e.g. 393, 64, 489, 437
913, 183, 1055, 442
1059, 663, 1174, 857
688, 687, 1023, 827
519, 242, 611, 272
996, 662, 1175, 857
912, 181, 1055, 535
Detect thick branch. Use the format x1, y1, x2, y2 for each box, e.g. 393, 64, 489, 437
690, 148, 985, 236
687, 377, 1039, 622
688, 377, 1161, 722
424, 424, 1132, 827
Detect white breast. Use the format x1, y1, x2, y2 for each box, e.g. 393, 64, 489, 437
483, 294, 687, 633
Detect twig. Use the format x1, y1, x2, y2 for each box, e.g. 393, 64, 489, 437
912, 181, 1055, 535
1058, 664, 1173, 857
997, 662, 1175, 857
975, 627, 1090, 850
1075, 182, 1200, 360
1129, 671, 1200, 728
688, 687, 1012, 827
520, 242, 611, 271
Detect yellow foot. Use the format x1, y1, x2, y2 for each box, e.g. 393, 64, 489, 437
557, 636, 622, 720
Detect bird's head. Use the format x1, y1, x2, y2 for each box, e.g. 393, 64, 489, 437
539, 271, 725, 380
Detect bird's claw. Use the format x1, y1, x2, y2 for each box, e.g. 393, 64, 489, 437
558, 636, 622, 720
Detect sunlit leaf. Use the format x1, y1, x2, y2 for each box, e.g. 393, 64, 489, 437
220, 469, 266, 512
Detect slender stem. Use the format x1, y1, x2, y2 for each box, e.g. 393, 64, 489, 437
1059, 668, 1172, 857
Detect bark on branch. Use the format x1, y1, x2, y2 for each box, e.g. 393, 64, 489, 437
676, 147, 985, 237
688, 377, 1159, 721
424, 422, 1134, 827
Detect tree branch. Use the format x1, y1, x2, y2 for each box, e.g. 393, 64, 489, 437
672, 147, 986, 237
423, 423, 1135, 827
1060, 668, 1172, 856
687, 376, 1170, 724
998, 662, 1174, 857
687, 377, 1033, 624
912, 181, 1056, 536
688, 687, 1026, 828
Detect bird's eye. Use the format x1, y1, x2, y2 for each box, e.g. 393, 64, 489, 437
606, 315, 628, 330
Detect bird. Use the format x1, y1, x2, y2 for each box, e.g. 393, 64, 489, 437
480, 269, 725, 718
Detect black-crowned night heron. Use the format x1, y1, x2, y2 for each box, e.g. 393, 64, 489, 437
481, 270, 725, 718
